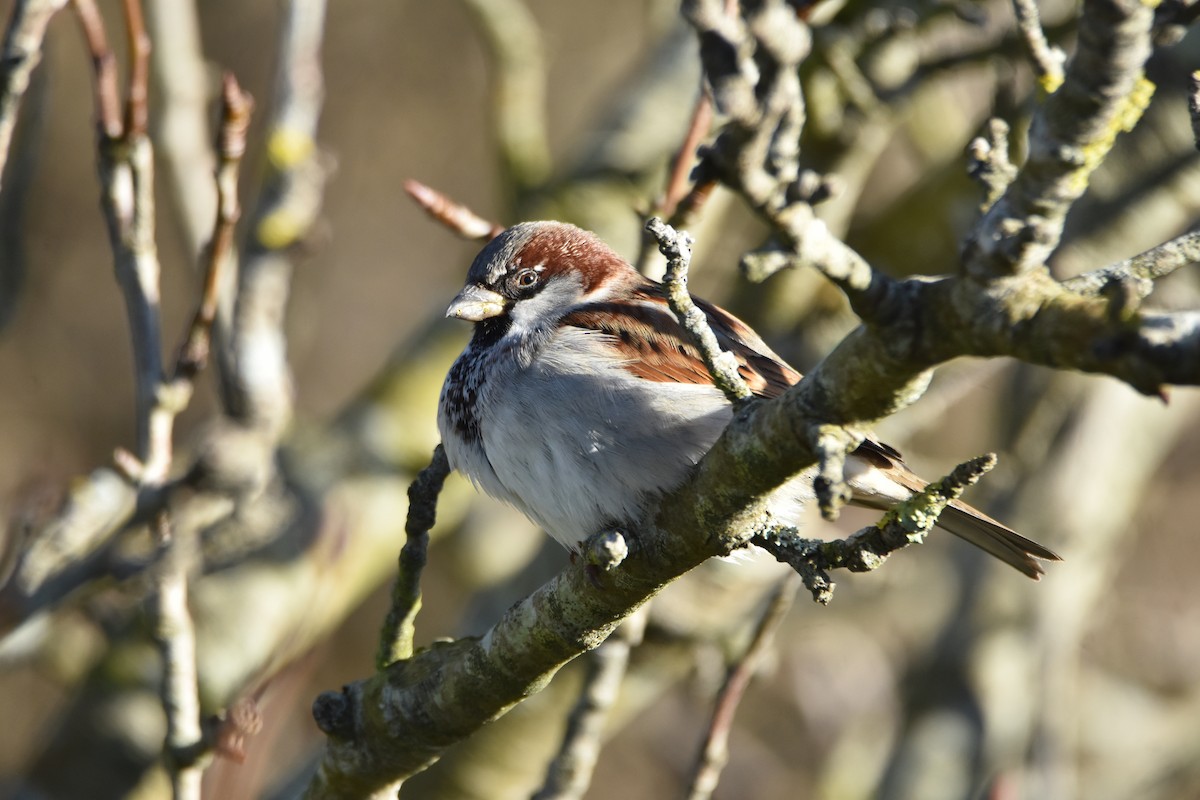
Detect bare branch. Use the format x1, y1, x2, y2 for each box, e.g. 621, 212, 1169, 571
73, 0, 167, 471
144, 0, 218, 261
176, 73, 252, 380
532, 611, 647, 800
151, 512, 205, 800
120, 0, 149, 136
0, 0, 68, 188
1012, 0, 1066, 92
226, 0, 328, 432
404, 179, 504, 241
70, 0, 122, 139
376, 445, 450, 670
964, 0, 1155, 279
660, 92, 714, 220
460, 0, 551, 201
967, 118, 1017, 211
685, 576, 797, 800
1064, 229, 1200, 299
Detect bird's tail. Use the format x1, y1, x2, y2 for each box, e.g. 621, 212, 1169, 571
934, 500, 1062, 580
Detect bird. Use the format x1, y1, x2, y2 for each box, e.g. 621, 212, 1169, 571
437, 221, 1060, 578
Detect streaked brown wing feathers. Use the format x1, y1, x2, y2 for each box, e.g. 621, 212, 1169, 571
560, 284, 801, 399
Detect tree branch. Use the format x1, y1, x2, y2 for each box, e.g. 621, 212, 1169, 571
0, 0, 68, 188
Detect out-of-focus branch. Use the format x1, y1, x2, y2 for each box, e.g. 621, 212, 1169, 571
531, 610, 647, 800
404, 179, 505, 241
152, 512, 205, 800
225, 0, 328, 433
1011, 0, 1065, 92
71, 0, 121, 138
685, 576, 797, 800
967, 118, 1017, 211
459, 0, 552, 204
0, 0, 68, 187
145, 0, 219, 261
1064, 229, 1200, 299
151, 78, 251, 800
964, 0, 1154, 279
1189, 70, 1200, 152
659, 90, 713, 222
377, 445, 450, 670
73, 0, 165, 465
120, 0, 149, 136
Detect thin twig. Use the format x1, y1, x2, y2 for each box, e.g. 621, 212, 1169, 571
1189, 70, 1200, 153
532, 610, 648, 800
685, 576, 798, 800
176, 74, 252, 379
74, 0, 167, 473
754, 454, 999, 604
1064, 229, 1200, 299
376, 445, 450, 670
0, 0, 68, 188
660, 93, 714, 220
71, 0, 122, 139
646, 217, 753, 404
967, 118, 1017, 211
121, 0, 149, 136
152, 511, 205, 800
148, 70, 252, 800
404, 179, 504, 241
1011, 0, 1066, 92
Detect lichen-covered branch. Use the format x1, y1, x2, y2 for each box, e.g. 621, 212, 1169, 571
225, 0, 328, 432
753, 454, 999, 604
647, 217, 753, 404
1064, 229, 1200, 299
1012, 0, 1066, 92
964, 0, 1155, 279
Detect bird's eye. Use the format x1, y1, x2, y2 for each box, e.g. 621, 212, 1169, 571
514, 269, 539, 289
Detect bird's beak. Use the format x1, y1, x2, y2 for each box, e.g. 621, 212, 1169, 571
445, 284, 506, 321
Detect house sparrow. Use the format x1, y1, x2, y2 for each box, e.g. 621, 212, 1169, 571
437, 221, 1060, 578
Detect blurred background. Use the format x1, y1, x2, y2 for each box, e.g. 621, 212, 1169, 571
2, 0, 1200, 798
